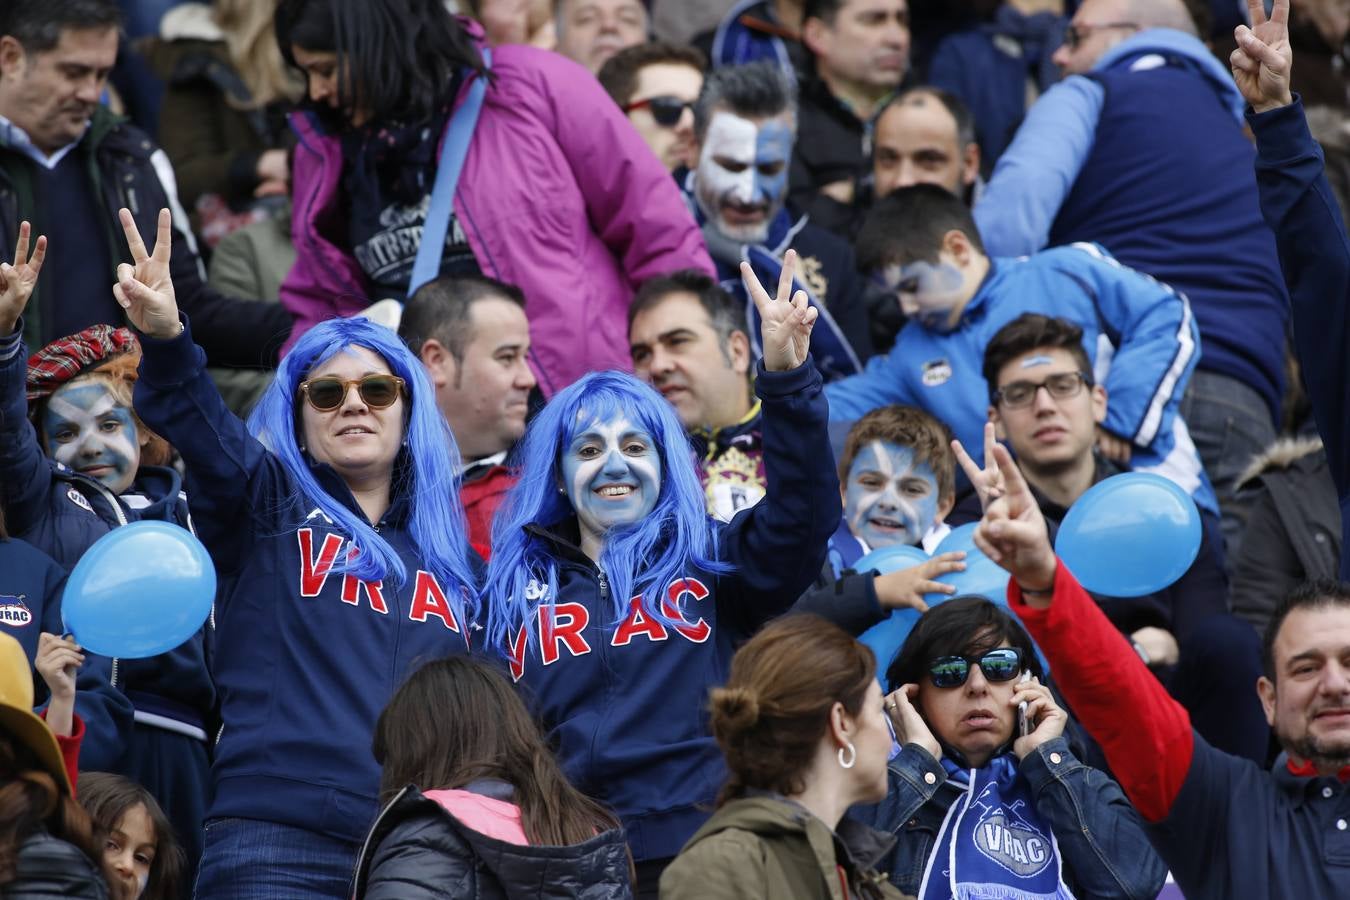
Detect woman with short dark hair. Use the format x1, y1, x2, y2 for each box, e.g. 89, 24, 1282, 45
859, 597, 1164, 898
659, 615, 906, 900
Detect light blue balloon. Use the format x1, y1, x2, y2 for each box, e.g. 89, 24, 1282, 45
63, 521, 216, 658
934, 521, 979, 557
1057, 473, 1201, 597
854, 544, 929, 575
859, 608, 923, 690
924, 523, 1010, 605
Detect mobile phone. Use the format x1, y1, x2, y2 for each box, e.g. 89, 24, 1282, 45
1016, 670, 1032, 737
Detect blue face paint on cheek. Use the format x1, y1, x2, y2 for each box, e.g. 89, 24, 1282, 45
562, 417, 663, 538
42, 383, 140, 491
752, 121, 792, 208
844, 441, 940, 548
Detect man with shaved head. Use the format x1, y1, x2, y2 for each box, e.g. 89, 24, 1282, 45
971, 0, 1290, 566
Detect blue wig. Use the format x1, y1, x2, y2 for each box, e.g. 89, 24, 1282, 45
247, 317, 476, 622
482, 371, 731, 651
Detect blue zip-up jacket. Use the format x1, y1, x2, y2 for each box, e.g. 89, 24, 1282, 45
824, 243, 1215, 512
1250, 97, 1350, 581
133, 318, 479, 844
0, 323, 209, 769
853, 740, 1164, 897
974, 29, 1289, 421
503, 359, 838, 862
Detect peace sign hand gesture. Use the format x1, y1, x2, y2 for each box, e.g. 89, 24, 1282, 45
740, 249, 817, 372
0, 222, 47, 336
113, 208, 182, 339
1231, 0, 1292, 113
952, 423, 1006, 513
972, 443, 1057, 602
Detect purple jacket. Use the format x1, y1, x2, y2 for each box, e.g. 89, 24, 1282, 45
280, 41, 714, 395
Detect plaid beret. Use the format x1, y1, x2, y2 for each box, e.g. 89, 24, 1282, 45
26, 324, 141, 406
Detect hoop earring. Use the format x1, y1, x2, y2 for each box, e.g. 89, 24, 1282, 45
837, 740, 856, 769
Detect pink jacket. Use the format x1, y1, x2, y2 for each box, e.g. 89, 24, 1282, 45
280, 40, 714, 395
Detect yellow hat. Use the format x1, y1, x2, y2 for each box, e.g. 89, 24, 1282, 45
0, 632, 70, 794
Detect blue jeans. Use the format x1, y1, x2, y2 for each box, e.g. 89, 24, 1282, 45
193, 818, 360, 900
1179, 370, 1278, 566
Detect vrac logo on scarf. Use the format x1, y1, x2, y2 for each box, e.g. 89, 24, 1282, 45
973, 798, 1053, 877
0, 595, 33, 628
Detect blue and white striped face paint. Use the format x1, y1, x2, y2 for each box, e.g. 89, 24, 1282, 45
695, 111, 794, 242
562, 415, 662, 544
843, 440, 940, 549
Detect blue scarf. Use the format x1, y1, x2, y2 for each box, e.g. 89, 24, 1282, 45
682, 172, 863, 382
826, 520, 868, 579
920, 755, 1075, 900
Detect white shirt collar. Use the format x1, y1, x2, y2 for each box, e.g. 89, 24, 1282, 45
0, 113, 85, 169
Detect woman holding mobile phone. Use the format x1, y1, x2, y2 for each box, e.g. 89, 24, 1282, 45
856, 597, 1164, 899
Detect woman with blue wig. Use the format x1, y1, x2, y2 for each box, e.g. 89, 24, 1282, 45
112, 209, 480, 898
482, 251, 840, 896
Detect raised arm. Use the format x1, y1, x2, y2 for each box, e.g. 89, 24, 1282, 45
718, 252, 839, 631
0, 224, 54, 534
973, 445, 1195, 823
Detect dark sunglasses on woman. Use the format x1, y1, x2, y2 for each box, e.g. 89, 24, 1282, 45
927, 648, 1024, 689
299, 374, 406, 412
622, 95, 694, 128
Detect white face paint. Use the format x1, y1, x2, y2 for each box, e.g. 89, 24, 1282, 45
561, 415, 662, 546
43, 381, 141, 494
695, 110, 793, 243
883, 258, 969, 333
843, 440, 941, 548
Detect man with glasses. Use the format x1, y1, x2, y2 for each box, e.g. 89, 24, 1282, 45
599, 43, 706, 172
826, 184, 1214, 519
970, 312, 1270, 764
972, 0, 1289, 563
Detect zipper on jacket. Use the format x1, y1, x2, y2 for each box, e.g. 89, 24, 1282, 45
215, 722, 225, 746
111, 658, 120, 689
597, 567, 609, 603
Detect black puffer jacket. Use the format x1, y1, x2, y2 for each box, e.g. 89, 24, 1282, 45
1, 831, 108, 899
351, 783, 633, 900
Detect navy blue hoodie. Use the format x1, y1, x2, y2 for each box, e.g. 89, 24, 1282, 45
504, 360, 839, 861
133, 320, 478, 843
0, 324, 210, 769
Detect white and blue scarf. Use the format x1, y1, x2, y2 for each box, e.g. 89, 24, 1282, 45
919, 755, 1075, 900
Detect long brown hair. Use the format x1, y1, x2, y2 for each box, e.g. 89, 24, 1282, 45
214, 0, 303, 109
0, 734, 100, 885
373, 656, 620, 847
709, 615, 876, 805
77, 772, 183, 900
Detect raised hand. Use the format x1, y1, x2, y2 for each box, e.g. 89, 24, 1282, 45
873, 551, 968, 613
0, 222, 47, 335
1010, 677, 1067, 760
740, 249, 817, 372
972, 443, 1057, 600
35, 632, 83, 739
886, 683, 941, 761
113, 208, 182, 339
952, 423, 1006, 513
1231, 0, 1292, 113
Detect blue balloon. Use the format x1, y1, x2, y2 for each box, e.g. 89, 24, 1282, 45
63, 522, 216, 658
859, 608, 922, 690
923, 523, 1010, 605
854, 544, 929, 575
934, 521, 979, 557
1057, 472, 1201, 597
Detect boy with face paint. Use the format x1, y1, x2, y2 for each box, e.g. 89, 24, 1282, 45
793, 405, 968, 636
0, 224, 213, 883
826, 184, 1219, 520
680, 61, 873, 383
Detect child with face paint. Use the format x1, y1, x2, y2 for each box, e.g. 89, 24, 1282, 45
794, 405, 968, 636
482, 253, 838, 895
0, 223, 212, 882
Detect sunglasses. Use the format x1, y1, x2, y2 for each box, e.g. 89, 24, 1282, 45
623, 95, 694, 127
927, 648, 1023, 689
298, 374, 406, 412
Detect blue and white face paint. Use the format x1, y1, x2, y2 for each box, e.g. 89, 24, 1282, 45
42, 379, 141, 494
883, 259, 968, 333
695, 111, 794, 243
843, 440, 940, 549
562, 415, 662, 546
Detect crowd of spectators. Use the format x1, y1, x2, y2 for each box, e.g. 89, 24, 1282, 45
1, 0, 1347, 898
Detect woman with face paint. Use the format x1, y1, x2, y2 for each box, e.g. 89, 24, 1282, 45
853, 598, 1165, 899
112, 209, 481, 899
482, 251, 838, 897
0, 223, 210, 886
271, 0, 711, 394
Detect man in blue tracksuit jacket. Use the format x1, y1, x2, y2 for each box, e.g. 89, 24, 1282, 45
826, 184, 1214, 516
972, 20, 1288, 556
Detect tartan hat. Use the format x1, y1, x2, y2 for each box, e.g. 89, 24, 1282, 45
25, 324, 142, 407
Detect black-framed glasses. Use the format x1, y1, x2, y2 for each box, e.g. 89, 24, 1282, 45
927, 648, 1023, 689
299, 374, 406, 412
992, 371, 1093, 409
1063, 21, 1139, 51
623, 95, 694, 127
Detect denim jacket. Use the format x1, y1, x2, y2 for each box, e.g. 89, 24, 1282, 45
851, 739, 1165, 898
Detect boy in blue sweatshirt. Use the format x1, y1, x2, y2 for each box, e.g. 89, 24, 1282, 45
825, 184, 1216, 517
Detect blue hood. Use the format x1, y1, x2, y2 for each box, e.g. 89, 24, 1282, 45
1093, 28, 1245, 123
